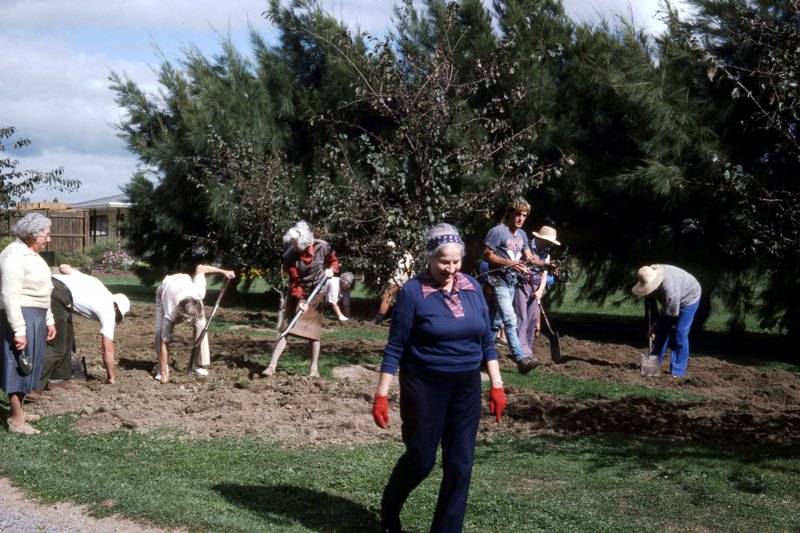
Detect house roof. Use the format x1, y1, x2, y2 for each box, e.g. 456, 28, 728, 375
69, 194, 132, 210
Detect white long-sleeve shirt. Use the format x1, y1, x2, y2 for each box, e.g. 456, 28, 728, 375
0, 239, 54, 335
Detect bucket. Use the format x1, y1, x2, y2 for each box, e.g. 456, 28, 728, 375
640, 354, 660, 377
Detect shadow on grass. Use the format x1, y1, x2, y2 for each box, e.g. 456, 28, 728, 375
496, 432, 800, 468
213, 483, 380, 531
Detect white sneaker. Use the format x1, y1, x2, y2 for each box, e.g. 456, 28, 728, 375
338, 315, 349, 322
154, 372, 162, 381
192, 367, 209, 377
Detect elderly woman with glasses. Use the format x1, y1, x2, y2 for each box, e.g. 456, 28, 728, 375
0, 213, 57, 435
371, 223, 506, 533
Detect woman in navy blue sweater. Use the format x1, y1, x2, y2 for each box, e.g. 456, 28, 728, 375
371, 223, 507, 533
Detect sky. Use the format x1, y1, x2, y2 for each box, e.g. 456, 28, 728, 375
1, 0, 674, 204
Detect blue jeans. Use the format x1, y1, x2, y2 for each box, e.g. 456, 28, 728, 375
652, 300, 699, 377
491, 284, 525, 361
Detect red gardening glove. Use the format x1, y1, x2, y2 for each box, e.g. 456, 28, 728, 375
372, 395, 389, 429
489, 386, 507, 422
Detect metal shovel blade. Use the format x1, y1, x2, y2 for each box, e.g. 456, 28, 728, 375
546, 329, 562, 364
538, 302, 563, 363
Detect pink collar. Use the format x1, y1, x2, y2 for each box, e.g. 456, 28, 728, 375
420, 271, 474, 298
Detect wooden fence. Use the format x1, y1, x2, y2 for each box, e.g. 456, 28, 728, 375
1, 209, 90, 257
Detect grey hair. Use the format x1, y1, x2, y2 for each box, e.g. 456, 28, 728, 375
11, 213, 52, 242
424, 223, 465, 261
340, 272, 355, 289
283, 221, 314, 251
176, 297, 203, 323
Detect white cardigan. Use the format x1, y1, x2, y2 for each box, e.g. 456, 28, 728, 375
0, 239, 54, 336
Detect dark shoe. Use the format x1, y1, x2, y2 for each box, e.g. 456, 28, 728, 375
516, 357, 540, 375
46, 380, 72, 390
24, 390, 44, 403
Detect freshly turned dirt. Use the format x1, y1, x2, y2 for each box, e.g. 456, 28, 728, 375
27, 300, 800, 447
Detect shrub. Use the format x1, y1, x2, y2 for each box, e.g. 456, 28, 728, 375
96, 249, 135, 272
54, 251, 92, 269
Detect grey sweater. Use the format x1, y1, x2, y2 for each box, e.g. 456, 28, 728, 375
655, 265, 702, 317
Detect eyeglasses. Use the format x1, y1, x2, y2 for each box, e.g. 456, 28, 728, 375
38, 232, 51, 239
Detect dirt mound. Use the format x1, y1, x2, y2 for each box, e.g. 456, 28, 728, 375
27, 303, 800, 446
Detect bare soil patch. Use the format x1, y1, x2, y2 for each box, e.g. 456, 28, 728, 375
26, 301, 800, 447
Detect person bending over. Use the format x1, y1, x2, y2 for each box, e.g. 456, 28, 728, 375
53, 264, 130, 384
154, 265, 235, 384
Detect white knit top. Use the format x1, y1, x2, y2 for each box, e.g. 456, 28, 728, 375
0, 239, 55, 336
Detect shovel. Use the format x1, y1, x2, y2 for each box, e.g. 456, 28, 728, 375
187, 276, 233, 373
276, 274, 328, 340
640, 303, 660, 376
538, 301, 562, 363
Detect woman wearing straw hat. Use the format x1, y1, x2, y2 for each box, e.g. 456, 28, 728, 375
513, 225, 560, 358
632, 264, 701, 378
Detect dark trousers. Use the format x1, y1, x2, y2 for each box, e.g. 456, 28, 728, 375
37, 278, 74, 392
37, 315, 73, 392
381, 367, 482, 533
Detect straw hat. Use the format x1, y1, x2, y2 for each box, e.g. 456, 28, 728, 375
532, 226, 561, 246
631, 265, 665, 297
112, 293, 131, 321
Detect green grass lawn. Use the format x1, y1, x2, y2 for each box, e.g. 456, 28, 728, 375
1, 413, 797, 532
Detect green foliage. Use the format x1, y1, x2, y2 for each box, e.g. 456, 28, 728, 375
54, 250, 92, 269
666, 0, 800, 336
303, 0, 566, 285
0, 126, 80, 210
108, 0, 799, 339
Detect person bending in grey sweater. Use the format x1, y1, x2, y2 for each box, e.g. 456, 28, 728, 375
632, 264, 701, 377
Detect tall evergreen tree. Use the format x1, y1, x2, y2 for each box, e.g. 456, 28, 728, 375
667, 0, 800, 335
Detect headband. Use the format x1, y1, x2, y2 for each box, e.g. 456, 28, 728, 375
426, 234, 464, 251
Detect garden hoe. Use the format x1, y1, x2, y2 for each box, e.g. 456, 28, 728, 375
538, 301, 563, 363
187, 276, 233, 373
276, 274, 328, 341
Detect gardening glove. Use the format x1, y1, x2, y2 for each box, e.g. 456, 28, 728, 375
324, 268, 335, 278
489, 386, 507, 422
372, 395, 389, 429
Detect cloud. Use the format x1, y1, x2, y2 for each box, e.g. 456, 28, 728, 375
1, 0, 269, 32
15, 148, 141, 203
